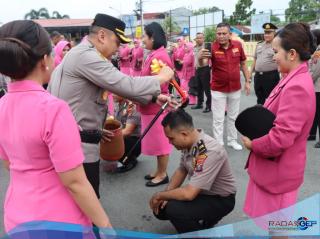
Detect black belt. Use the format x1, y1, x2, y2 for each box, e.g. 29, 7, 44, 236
256, 70, 278, 75
79, 130, 103, 144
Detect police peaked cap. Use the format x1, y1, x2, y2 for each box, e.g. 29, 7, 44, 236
92, 13, 131, 43
235, 105, 276, 140
262, 22, 278, 32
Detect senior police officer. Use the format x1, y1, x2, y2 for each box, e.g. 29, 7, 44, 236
48, 14, 174, 198
150, 109, 236, 233
250, 22, 280, 105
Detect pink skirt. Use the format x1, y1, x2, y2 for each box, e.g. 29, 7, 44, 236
243, 178, 298, 230
140, 113, 172, 156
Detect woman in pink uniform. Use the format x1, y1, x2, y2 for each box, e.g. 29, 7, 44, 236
54, 40, 71, 67
0, 20, 111, 233
181, 42, 197, 105
140, 22, 173, 187
172, 37, 185, 81
119, 43, 131, 75
242, 23, 316, 237
130, 39, 144, 76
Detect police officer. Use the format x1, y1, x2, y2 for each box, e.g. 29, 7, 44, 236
48, 14, 174, 199
250, 22, 280, 105
150, 109, 236, 233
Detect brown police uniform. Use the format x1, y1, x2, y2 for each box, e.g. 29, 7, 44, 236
155, 129, 236, 233
253, 23, 280, 104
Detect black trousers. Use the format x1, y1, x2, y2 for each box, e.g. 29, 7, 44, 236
154, 194, 235, 233
119, 136, 141, 165
254, 70, 280, 105
310, 92, 320, 138
196, 66, 211, 109
83, 160, 100, 198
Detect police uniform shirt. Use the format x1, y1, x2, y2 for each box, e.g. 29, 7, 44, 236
48, 40, 161, 163
254, 41, 278, 72
114, 102, 141, 137
194, 44, 204, 69
179, 129, 236, 197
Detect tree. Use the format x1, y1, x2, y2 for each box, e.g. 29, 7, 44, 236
204, 27, 216, 43
52, 11, 70, 19
228, 0, 256, 25
24, 8, 70, 19
285, 0, 320, 23
271, 15, 281, 24
24, 9, 39, 20
161, 16, 181, 37
38, 8, 50, 19
192, 6, 221, 15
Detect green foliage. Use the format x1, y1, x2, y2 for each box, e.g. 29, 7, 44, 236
161, 16, 181, 36
285, 0, 320, 23
24, 8, 70, 19
52, 11, 70, 19
204, 27, 216, 43
192, 7, 221, 16
271, 15, 281, 24
228, 0, 256, 25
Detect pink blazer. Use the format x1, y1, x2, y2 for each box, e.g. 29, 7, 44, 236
131, 46, 144, 70
182, 52, 195, 81
119, 45, 131, 68
248, 62, 316, 194
139, 46, 173, 115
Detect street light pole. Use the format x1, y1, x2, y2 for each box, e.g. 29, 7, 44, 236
140, 0, 143, 31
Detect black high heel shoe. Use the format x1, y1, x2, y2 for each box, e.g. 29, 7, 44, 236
145, 175, 169, 187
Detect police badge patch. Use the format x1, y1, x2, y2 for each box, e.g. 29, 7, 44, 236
194, 153, 207, 172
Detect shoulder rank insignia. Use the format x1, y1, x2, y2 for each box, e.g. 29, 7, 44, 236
194, 153, 207, 172
197, 140, 207, 154
191, 146, 198, 157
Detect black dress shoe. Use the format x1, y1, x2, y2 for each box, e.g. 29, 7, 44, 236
116, 159, 138, 173
203, 107, 211, 113
144, 174, 155, 180
191, 105, 203, 109
145, 175, 169, 187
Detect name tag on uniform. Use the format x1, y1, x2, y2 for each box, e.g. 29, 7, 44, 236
214, 51, 224, 57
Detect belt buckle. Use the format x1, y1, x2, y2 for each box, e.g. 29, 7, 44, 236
259, 72, 263, 75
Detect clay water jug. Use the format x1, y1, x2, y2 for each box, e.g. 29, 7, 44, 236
100, 119, 124, 161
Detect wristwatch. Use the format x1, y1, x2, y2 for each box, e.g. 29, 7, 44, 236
246, 79, 252, 83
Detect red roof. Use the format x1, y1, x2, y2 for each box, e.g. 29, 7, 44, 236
33, 19, 93, 28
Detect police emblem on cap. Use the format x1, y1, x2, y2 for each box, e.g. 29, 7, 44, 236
262, 22, 278, 31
